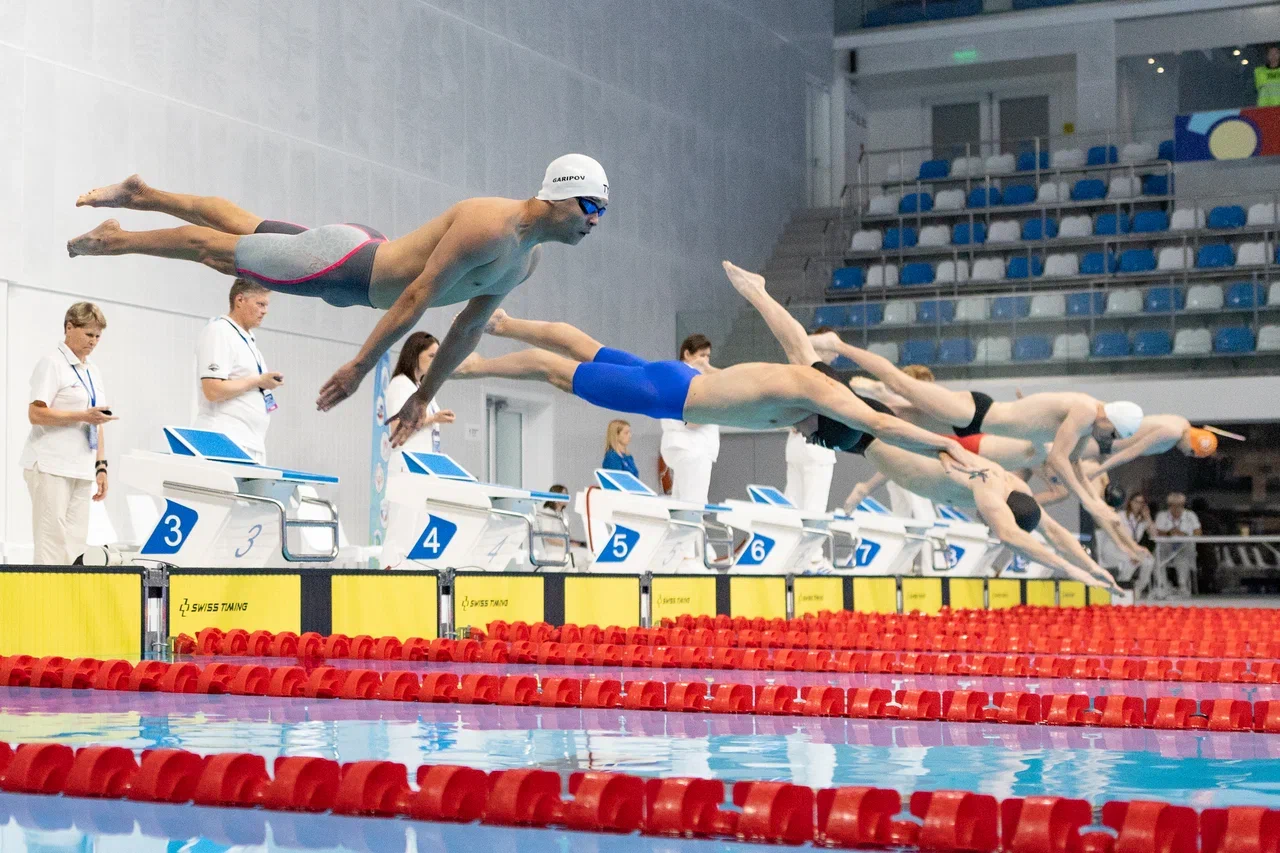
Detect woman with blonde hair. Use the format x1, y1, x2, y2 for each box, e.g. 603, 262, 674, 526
601, 419, 639, 478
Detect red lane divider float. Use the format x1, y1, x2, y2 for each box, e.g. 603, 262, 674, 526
177, 626, 1280, 685
3, 654, 1280, 734
0, 739, 1276, 851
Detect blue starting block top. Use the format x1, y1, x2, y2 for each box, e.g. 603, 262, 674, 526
857, 496, 891, 515
162, 427, 338, 484
747, 485, 794, 508
595, 469, 656, 496
405, 452, 477, 481
936, 504, 973, 522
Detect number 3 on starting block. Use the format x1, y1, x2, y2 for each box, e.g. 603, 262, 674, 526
141, 500, 199, 555
408, 515, 458, 560
596, 525, 639, 563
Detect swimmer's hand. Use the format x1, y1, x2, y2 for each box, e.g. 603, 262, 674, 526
317, 361, 366, 411
387, 394, 430, 448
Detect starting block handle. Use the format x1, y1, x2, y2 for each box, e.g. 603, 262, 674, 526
488, 507, 570, 569
161, 480, 339, 563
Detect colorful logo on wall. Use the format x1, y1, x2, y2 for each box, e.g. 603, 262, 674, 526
368, 352, 392, 547
1175, 105, 1280, 162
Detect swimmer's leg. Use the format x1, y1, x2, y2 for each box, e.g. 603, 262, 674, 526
722, 261, 819, 366
67, 219, 238, 275
836, 345, 977, 428
485, 309, 605, 362
77, 175, 263, 235
453, 349, 578, 393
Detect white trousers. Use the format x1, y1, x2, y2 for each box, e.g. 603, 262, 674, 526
785, 460, 834, 514
24, 466, 92, 565
663, 447, 715, 505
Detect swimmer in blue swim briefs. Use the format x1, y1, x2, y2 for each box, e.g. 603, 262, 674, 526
67, 156, 609, 446
452, 309, 965, 459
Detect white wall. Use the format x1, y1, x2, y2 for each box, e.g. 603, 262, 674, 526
0, 0, 834, 557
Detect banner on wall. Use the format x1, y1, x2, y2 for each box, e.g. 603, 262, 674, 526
1175, 105, 1280, 161
368, 352, 394, 550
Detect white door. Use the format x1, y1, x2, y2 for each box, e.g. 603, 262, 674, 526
806, 78, 833, 207
485, 396, 523, 488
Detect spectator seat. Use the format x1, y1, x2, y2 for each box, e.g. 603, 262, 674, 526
847, 303, 886, 327
1006, 256, 1044, 279
1066, 291, 1106, 316
900, 193, 933, 214
1173, 328, 1212, 355
1002, 184, 1036, 206
1144, 286, 1185, 313
1119, 248, 1156, 273
1247, 202, 1277, 226
1094, 213, 1130, 235
952, 221, 986, 245
1108, 176, 1141, 198
900, 339, 938, 366
867, 264, 899, 288
1071, 179, 1107, 201
883, 301, 914, 325
811, 305, 848, 329
1225, 281, 1267, 308
1013, 335, 1053, 361
900, 262, 935, 286
1121, 142, 1155, 163
1022, 217, 1058, 240
1036, 181, 1070, 203
1052, 148, 1086, 169
935, 259, 970, 283
1237, 241, 1268, 267
1044, 253, 1079, 278
918, 159, 950, 181
1105, 288, 1143, 314
1092, 332, 1131, 358
937, 338, 976, 365
988, 220, 1022, 243
884, 226, 917, 249
1132, 211, 1168, 233
1257, 324, 1280, 351
1214, 327, 1256, 353
971, 258, 1005, 282
1133, 330, 1173, 357
869, 341, 899, 363
1186, 285, 1224, 311
831, 267, 865, 290
1088, 145, 1119, 165
867, 194, 899, 216
976, 336, 1012, 363
1052, 333, 1089, 361
1017, 150, 1050, 171
954, 296, 988, 322
986, 154, 1016, 175
968, 186, 1002, 208
1080, 251, 1118, 275
1196, 244, 1234, 269
1142, 174, 1171, 196
917, 299, 956, 324
991, 295, 1032, 320
1059, 215, 1093, 238
919, 224, 951, 247
934, 189, 966, 211
1030, 293, 1066, 318
851, 230, 881, 251
1157, 246, 1193, 271
1207, 205, 1247, 230
1170, 208, 1205, 230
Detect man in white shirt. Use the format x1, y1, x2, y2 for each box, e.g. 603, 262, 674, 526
659, 335, 720, 504
1155, 492, 1201, 597
194, 280, 283, 464
21, 302, 117, 564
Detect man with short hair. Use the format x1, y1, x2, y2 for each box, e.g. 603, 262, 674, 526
1155, 492, 1202, 597
659, 333, 720, 504
194, 279, 283, 464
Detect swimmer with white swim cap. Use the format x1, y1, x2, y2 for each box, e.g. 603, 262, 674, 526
68, 154, 609, 444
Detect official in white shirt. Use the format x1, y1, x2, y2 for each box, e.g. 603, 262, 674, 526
385, 331, 455, 470
659, 335, 720, 503
194, 280, 283, 464
1155, 492, 1201, 596
21, 302, 117, 564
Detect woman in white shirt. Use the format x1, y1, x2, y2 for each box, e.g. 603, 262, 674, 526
21, 302, 117, 564
385, 332, 455, 469
659, 334, 720, 503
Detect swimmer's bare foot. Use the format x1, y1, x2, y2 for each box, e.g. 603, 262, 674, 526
811, 331, 843, 356
67, 220, 123, 257
454, 353, 486, 376
484, 308, 511, 336
77, 174, 147, 208
722, 260, 767, 295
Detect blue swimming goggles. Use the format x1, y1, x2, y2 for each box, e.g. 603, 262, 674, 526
577, 197, 606, 217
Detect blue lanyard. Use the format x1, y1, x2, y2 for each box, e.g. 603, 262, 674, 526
61, 350, 96, 407
222, 318, 264, 373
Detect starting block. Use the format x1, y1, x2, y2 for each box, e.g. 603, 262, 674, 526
118, 427, 340, 566
574, 470, 733, 574
715, 485, 850, 574
927, 505, 1007, 578
831, 496, 930, 575
381, 452, 570, 571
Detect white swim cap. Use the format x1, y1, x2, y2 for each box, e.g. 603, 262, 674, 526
536, 154, 609, 202
1103, 401, 1144, 438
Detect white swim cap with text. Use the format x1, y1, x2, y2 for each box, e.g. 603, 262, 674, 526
1103, 401, 1144, 438
537, 154, 609, 202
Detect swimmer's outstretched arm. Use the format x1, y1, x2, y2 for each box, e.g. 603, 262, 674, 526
1089, 426, 1165, 478
1037, 511, 1121, 590
843, 471, 887, 514
972, 487, 1116, 591
722, 261, 819, 366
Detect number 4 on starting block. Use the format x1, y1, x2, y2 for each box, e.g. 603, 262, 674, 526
409, 515, 458, 560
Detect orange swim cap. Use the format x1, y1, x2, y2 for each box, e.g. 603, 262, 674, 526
1187, 427, 1218, 457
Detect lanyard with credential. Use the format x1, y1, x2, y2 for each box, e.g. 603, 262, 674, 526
222, 318, 277, 413
62, 350, 99, 450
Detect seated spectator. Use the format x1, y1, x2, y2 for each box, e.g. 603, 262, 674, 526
602, 419, 640, 478
1155, 492, 1202, 597
1257, 44, 1280, 107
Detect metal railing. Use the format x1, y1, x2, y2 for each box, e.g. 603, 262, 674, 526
1152, 534, 1280, 598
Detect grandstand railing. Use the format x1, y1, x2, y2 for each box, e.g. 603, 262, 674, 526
1157, 535, 1280, 596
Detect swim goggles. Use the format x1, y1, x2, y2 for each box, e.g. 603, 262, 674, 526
577, 197, 607, 217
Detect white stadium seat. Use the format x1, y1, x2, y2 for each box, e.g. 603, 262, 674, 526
1059, 215, 1093, 238
1121, 142, 1156, 163
851, 229, 881, 251
1173, 328, 1212, 355
869, 341, 899, 363
1170, 207, 1205, 230
985, 154, 1016, 175
1258, 324, 1280, 351
1237, 241, 1268, 266
934, 259, 970, 283
1271, 281, 1280, 307
1030, 293, 1066, 318
987, 220, 1021, 243
1157, 246, 1193, 271
1247, 202, 1277, 226
1051, 148, 1086, 169
867, 264, 898, 287
971, 257, 1005, 282
1185, 285, 1223, 311
934, 189, 966, 211
1105, 288, 1143, 314
1036, 182, 1070, 204
1052, 333, 1089, 361
1107, 176, 1141, 198
951, 156, 984, 177
976, 336, 1012, 363
1044, 253, 1080, 278
867, 194, 899, 216
955, 296, 988, 322
882, 300, 913, 325
919, 225, 951, 247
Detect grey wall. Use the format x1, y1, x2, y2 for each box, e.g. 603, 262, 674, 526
0, 1, 834, 546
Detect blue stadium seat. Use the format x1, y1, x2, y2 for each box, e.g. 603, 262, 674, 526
937, 338, 976, 365
918, 159, 950, 180
900, 262, 935, 286
830, 267, 864, 291
1119, 248, 1156, 273
900, 339, 938, 366
900, 192, 933, 214
884, 227, 918, 249
811, 306, 848, 329
991, 295, 1032, 319
1197, 244, 1234, 269
1142, 174, 1171, 196
1158, 139, 1175, 161
1021, 217, 1058, 240
1132, 211, 1169, 233
1013, 335, 1053, 361
924, 0, 983, 20
1066, 291, 1106, 316
1087, 145, 1119, 166
1080, 251, 1118, 275
1094, 213, 1130, 235
1006, 256, 1044, 279
1133, 330, 1172, 357
1144, 287, 1185, 313
1092, 332, 1131, 358
1002, 184, 1036, 206
917, 299, 956, 324
1226, 282, 1267, 308
865, 2, 927, 26
967, 186, 1002, 208
1071, 179, 1106, 201
1207, 205, 1247, 229
847, 303, 885, 327
952, 221, 987, 245
1013, 0, 1076, 10
1016, 150, 1050, 171
1214, 327, 1256, 353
